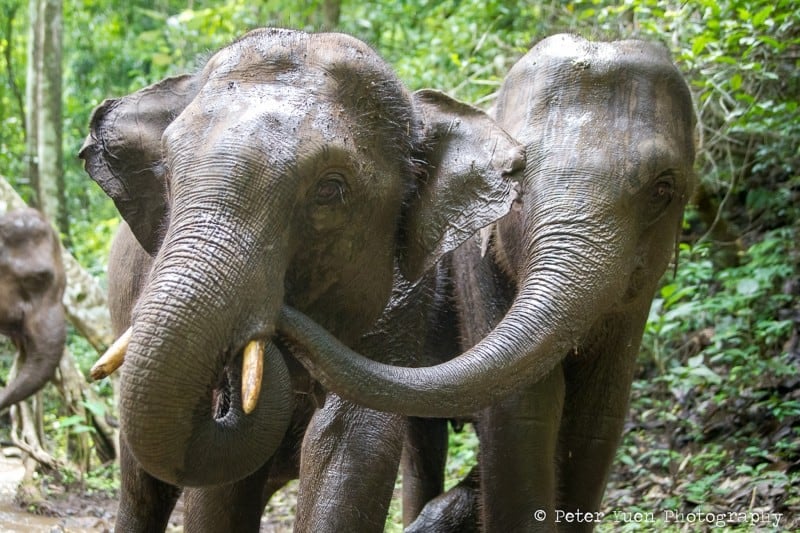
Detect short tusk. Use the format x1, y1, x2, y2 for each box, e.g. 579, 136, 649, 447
90, 327, 131, 380
242, 339, 265, 415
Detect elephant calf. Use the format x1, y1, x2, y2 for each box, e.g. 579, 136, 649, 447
0, 208, 66, 412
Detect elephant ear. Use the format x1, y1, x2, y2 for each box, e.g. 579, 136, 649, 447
79, 74, 198, 255
400, 89, 524, 281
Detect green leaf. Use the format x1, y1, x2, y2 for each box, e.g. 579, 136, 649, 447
737, 7, 751, 21
83, 400, 107, 419
730, 73, 742, 91
692, 35, 710, 56
736, 278, 760, 296
56, 415, 86, 428
757, 35, 781, 49
664, 285, 696, 309
660, 283, 678, 300
687, 362, 722, 385
688, 354, 705, 368
752, 6, 773, 26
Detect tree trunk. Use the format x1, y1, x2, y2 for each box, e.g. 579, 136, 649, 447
54, 346, 118, 467
26, 0, 68, 242
2, 3, 26, 132
321, 0, 341, 28
24, 0, 39, 194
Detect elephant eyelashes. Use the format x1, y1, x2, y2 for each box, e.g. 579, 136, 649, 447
315, 174, 347, 205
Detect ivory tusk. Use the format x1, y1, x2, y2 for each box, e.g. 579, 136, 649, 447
90, 327, 131, 380
242, 339, 265, 415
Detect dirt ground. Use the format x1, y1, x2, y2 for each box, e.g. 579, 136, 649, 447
0, 452, 111, 532
0, 449, 296, 533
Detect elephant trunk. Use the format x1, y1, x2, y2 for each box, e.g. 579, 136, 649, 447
121, 208, 292, 486
0, 304, 66, 411
279, 164, 632, 417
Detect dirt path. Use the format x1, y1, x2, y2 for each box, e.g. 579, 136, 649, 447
0, 447, 296, 532
0, 450, 110, 532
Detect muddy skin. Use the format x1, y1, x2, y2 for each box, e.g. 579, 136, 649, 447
80, 27, 522, 532
278, 34, 696, 531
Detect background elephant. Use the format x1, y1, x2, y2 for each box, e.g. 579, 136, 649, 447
80, 28, 523, 531
278, 33, 697, 531
0, 208, 66, 412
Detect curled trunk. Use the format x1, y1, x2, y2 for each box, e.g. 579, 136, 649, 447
120, 216, 293, 486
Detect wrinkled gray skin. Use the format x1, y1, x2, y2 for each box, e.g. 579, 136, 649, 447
278, 34, 697, 531
0, 208, 66, 412
80, 28, 523, 532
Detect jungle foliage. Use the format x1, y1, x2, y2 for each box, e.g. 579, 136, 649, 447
0, 0, 798, 529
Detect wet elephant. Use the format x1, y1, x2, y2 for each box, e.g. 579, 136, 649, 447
80, 28, 523, 532
279, 34, 697, 531
0, 208, 66, 412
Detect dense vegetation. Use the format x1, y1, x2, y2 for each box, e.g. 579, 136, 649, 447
1, 0, 798, 529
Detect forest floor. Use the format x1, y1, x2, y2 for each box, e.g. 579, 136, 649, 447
1, 430, 797, 533
600, 339, 800, 531
0, 450, 297, 532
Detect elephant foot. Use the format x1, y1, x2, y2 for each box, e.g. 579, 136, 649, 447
405, 467, 479, 533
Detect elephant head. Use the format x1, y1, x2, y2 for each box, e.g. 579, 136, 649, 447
80, 28, 522, 486
0, 208, 66, 411
279, 34, 697, 415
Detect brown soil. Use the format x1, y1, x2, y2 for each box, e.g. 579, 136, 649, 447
0, 450, 296, 532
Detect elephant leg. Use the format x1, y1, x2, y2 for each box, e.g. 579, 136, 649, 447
556, 315, 644, 519
479, 366, 565, 532
401, 416, 448, 525
295, 393, 404, 533
115, 437, 181, 532
183, 459, 273, 533
405, 464, 480, 533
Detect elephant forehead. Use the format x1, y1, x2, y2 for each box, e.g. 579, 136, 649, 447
508, 69, 692, 160
164, 87, 361, 166
504, 37, 690, 119
0, 212, 51, 247
527, 33, 673, 77
0, 245, 55, 286
203, 29, 394, 95
162, 29, 414, 181
201, 29, 411, 119
202, 28, 306, 80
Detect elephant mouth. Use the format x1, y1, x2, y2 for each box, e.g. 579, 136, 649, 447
213, 338, 267, 419
0, 319, 23, 340
92, 331, 268, 416
211, 366, 232, 420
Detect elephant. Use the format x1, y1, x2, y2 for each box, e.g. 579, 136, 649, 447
0, 208, 66, 412
79, 28, 524, 531
276, 33, 697, 531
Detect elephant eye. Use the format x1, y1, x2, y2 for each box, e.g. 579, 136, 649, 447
651, 171, 675, 207
315, 174, 347, 205
21, 269, 53, 294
